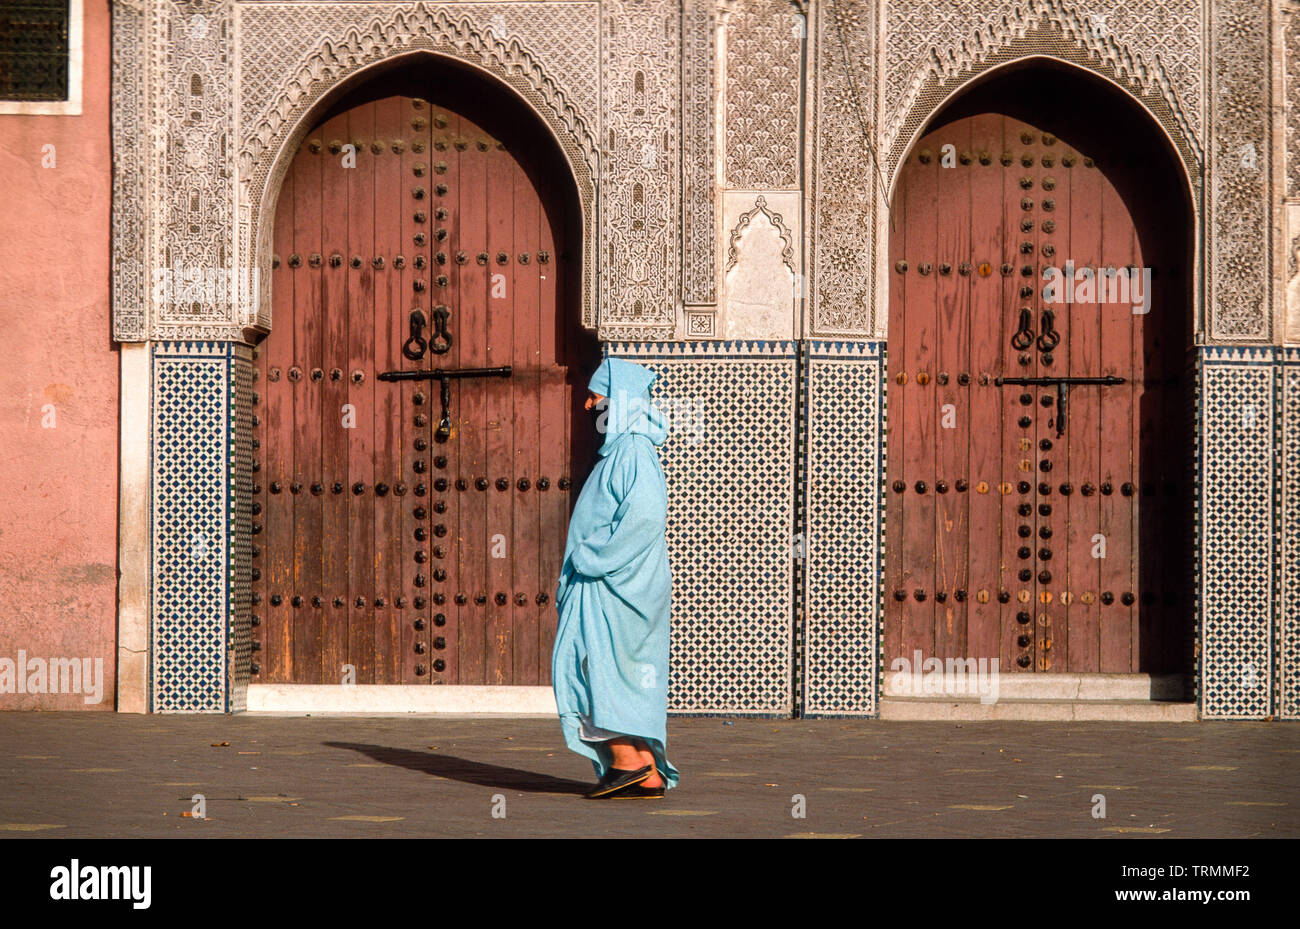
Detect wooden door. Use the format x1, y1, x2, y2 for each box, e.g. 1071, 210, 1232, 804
885, 78, 1190, 674
252, 87, 592, 685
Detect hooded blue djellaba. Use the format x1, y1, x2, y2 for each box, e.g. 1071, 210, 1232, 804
551, 357, 680, 789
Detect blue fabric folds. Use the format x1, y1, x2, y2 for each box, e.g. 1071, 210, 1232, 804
551, 357, 679, 789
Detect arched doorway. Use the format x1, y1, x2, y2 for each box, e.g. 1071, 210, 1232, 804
251, 57, 598, 687
885, 62, 1194, 676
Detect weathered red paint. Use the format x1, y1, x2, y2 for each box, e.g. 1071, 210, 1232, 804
0, 0, 117, 710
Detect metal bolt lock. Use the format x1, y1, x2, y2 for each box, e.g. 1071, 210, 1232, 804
515, 593, 527, 606
892, 480, 906, 493
496, 477, 509, 491
893, 590, 907, 602
1100, 591, 1114, 605
517, 478, 530, 491
1038, 503, 1052, 516
1121, 482, 1135, 496
414, 618, 426, 631
495, 592, 508, 605
1121, 592, 1136, 605
476, 477, 489, 491
433, 478, 448, 492
1059, 483, 1072, 495
433, 501, 446, 514
895, 260, 908, 274
292, 595, 303, 607
558, 478, 571, 490
375, 597, 386, 608
414, 506, 428, 520
1037, 571, 1052, 584
935, 480, 948, 493
1018, 546, 1033, 559
1018, 415, 1032, 428
935, 592, 948, 603
375, 483, 389, 496
414, 528, 428, 541
997, 589, 1012, 603
414, 414, 428, 427
537, 477, 551, 490
913, 589, 926, 602
1019, 525, 1032, 538
455, 479, 467, 491
955, 479, 969, 492
414, 642, 427, 654
394, 483, 407, 496
914, 481, 927, 494
1017, 481, 1032, 494
433, 659, 446, 673
312, 596, 323, 608
413, 460, 427, 474
433, 524, 447, 537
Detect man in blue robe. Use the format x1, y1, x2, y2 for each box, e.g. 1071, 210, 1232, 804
552, 357, 680, 799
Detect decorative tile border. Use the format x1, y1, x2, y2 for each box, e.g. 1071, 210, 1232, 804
1280, 347, 1300, 718
151, 341, 245, 712
802, 341, 885, 716
1198, 345, 1277, 718
605, 341, 797, 714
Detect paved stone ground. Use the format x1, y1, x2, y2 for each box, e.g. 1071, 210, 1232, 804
0, 714, 1295, 838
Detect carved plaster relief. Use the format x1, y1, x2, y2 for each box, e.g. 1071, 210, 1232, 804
721, 192, 800, 340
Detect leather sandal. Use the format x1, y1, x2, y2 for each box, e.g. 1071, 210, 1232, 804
584, 764, 652, 799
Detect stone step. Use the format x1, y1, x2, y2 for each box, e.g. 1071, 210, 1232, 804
883, 670, 1186, 702
879, 697, 1198, 722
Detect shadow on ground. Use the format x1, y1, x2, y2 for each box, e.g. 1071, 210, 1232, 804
326, 742, 589, 795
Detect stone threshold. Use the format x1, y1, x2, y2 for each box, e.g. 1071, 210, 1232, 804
884, 672, 1186, 701
878, 698, 1197, 721
246, 684, 557, 716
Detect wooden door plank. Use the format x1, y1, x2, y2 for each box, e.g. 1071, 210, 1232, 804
966, 113, 1004, 664
319, 109, 350, 686
934, 116, 970, 661
372, 96, 403, 684
346, 102, 377, 683
455, 105, 489, 685
264, 167, 296, 683
511, 152, 543, 685
292, 119, 325, 684
484, 123, 516, 686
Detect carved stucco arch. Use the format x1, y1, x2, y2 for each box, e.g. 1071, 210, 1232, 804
878, 23, 1204, 339
238, 12, 599, 336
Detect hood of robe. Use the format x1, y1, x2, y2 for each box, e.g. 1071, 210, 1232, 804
588, 357, 668, 454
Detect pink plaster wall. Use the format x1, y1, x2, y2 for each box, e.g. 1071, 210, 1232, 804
0, 0, 117, 710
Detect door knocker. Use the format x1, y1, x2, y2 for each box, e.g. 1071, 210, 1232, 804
1011, 307, 1035, 350
430, 305, 452, 355
403, 309, 428, 360
1036, 309, 1061, 352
